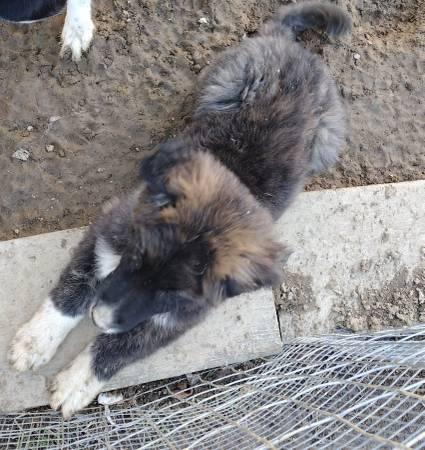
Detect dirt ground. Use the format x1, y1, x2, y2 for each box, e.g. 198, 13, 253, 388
0, 0, 423, 241
0, 0, 424, 339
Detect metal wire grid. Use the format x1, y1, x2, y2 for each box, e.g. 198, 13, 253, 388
1, 325, 425, 449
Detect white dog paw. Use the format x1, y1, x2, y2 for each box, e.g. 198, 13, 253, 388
49, 347, 104, 419
8, 326, 55, 372
8, 297, 81, 372
60, 5, 95, 61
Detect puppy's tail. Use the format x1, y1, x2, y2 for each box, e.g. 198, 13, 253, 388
262, 1, 351, 38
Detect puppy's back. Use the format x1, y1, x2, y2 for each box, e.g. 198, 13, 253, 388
196, 1, 350, 117
190, 2, 350, 216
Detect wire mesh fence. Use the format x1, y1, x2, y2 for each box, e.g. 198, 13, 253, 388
1, 325, 425, 449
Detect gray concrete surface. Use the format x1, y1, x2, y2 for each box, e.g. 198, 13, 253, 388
276, 180, 425, 338
0, 230, 281, 412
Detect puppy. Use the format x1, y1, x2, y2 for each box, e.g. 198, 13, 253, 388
0, 0, 94, 61
8, 2, 351, 418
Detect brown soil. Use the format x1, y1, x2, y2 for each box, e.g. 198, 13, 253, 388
334, 266, 425, 331
0, 0, 423, 241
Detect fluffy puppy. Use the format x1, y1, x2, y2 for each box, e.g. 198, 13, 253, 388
8, 1, 351, 418
0, 0, 94, 61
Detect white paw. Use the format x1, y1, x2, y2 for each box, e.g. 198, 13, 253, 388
8, 297, 80, 372
49, 347, 104, 419
60, 8, 95, 61
8, 325, 56, 372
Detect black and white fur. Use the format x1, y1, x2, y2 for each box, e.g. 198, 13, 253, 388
0, 0, 94, 61
8, 2, 351, 418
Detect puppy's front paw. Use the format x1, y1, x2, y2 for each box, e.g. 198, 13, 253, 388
8, 326, 54, 372
60, 11, 95, 61
49, 347, 104, 419
8, 298, 79, 372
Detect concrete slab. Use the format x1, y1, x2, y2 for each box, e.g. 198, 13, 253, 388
0, 230, 281, 413
276, 180, 425, 338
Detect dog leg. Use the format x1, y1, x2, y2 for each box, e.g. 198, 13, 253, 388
50, 317, 186, 418
61, 0, 95, 61
49, 345, 104, 419
8, 297, 81, 371
8, 232, 97, 372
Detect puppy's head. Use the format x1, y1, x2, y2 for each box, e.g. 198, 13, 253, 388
91, 141, 285, 334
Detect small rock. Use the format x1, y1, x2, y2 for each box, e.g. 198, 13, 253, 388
49, 116, 61, 123
172, 388, 193, 400
45, 144, 55, 152
405, 82, 413, 92
185, 373, 202, 386
97, 167, 105, 173
353, 53, 361, 60
13, 229, 20, 235
198, 17, 209, 24
97, 392, 124, 406
27, 125, 34, 132
176, 381, 188, 390
359, 259, 372, 272
12, 148, 30, 161
58, 149, 66, 157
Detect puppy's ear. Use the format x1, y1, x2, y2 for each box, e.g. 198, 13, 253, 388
221, 260, 280, 298
151, 192, 175, 209
139, 138, 189, 186
220, 243, 288, 298
139, 138, 188, 210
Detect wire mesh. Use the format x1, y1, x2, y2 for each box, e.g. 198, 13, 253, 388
1, 325, 425, 449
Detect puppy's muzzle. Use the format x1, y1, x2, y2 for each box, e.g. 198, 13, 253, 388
90, 302, 118, 334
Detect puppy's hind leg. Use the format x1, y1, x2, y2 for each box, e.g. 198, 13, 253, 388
50, 316, 187, 418
8, 232, 97, 372
309, 86, 346, 174
49, 344, 104, 419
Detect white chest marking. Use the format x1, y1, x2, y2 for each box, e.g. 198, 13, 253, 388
95, 237, 122, 280
152, 312, 175, 331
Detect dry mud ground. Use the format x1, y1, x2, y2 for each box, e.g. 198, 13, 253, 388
0, 0, 424, 332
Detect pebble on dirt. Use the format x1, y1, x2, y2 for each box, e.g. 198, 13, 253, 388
12, 148, 30, 161
45, 144, 55, 152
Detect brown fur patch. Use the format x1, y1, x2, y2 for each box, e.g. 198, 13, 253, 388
159, 152, 284, 288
